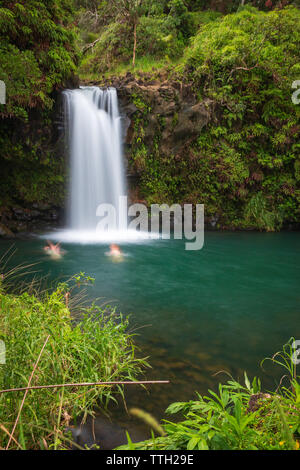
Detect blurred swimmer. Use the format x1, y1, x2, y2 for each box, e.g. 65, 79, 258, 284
106, 244, 124, 262
43, 241, 63, 260
109, 244, 122, 257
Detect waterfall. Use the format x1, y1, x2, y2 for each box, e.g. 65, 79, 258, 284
63, 86, 127, 231
43, 86, 151, 243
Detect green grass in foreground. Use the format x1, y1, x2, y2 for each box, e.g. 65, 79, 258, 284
118, 339, 300, 451
0, 273, 148, 450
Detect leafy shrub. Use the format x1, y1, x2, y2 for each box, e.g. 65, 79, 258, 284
80, 21, 132, 74
118, 339, 300, 450
137, 16, 185, 59
0, 0, 79, 120
174, 6, 300, 229
80, 14, 186, 75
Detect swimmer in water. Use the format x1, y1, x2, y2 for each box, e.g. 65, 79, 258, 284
43, 241, 62, 259
109, 244, 122, 257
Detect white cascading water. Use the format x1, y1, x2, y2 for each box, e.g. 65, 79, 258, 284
64, 86, 127, 231
44, 86, 150, 243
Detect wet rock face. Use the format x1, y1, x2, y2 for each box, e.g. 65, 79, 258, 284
0, 204, 64, 238
116, 77, 213, 155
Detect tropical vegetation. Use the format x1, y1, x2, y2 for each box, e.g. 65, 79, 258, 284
118, 339, 300, 450
0, 268, 147, 449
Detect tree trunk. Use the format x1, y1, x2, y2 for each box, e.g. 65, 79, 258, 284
132, 21, 137, 68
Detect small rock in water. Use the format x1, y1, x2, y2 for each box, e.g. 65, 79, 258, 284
0, 223, 15, 238
67, 415, 148, 450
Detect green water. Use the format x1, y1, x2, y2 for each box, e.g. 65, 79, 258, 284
0, 232, 299, 421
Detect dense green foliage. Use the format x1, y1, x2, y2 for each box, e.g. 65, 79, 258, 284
126, 6, 300, 230
0, 0, 78, 119
179, 6, 300, 230
118, 340, 300, 450
0, 271, 147, 449
78, 1, 297, 77
78, 2, 222, 76
0, 0, 79, 208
